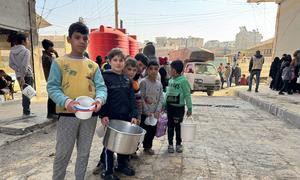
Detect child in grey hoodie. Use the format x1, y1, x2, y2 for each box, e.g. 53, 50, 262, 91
140, 60, 164, 155
9, 33, 33, 116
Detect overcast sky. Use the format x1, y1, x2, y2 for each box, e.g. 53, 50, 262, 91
36, 0, 278, 43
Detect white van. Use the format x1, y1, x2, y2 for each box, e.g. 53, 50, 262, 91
184, 62, 221, 96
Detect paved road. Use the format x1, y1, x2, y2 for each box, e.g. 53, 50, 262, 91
1, 96, 300, 180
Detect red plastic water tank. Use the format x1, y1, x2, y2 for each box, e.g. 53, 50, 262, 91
88, 25, 129, 61
128, 35, 138, 57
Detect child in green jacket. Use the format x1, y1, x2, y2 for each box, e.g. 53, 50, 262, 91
165, 60, 192, 153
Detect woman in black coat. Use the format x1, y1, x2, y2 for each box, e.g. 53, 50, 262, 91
274, 55, 288, 91
269, 57, 280, 90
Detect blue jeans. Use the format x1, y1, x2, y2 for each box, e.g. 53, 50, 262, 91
248, 70, 261, 91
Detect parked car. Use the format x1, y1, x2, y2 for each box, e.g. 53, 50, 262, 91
184, 62, 221, 96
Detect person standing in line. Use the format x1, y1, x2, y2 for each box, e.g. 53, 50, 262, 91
159, 57, 169, 92
140, 61, 164, 155
247, 50, 264, 93
9, 33, 34, 117
279, 61, 292, 95
165, 60, 192, 153
42, 39, 59, 119
269, 57, 280, 90
291, 50, 300, 93
47, 22, 107, 180
98, 48, 138, 180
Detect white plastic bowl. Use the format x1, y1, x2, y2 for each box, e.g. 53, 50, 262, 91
75, 96, 95, 120
22, 85, 36, 99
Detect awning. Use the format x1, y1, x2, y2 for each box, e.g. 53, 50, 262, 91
36, 14, 51, 29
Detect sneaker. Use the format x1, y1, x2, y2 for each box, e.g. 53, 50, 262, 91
144, 148, 155, 155
255, 90, 259, 93
176, 145, 183, 153
168, 145, 174, 153
247, 89, 251, 92
102, 174, 120, 180
22, 114, 31, 118
92, 163, 105, 175
279, 92, 285, 95
115, 165, 135, 176
130, 152, 139, 160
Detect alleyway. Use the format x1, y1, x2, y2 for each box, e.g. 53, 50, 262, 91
1, 96, 300, 179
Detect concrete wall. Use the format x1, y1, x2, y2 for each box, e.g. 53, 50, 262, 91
274, 0, 300, 57
0, 0, 29, 31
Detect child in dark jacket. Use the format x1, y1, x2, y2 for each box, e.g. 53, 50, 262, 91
98, 48, 138, 180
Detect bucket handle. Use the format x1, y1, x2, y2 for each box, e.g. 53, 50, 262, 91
184, 115, 194, 122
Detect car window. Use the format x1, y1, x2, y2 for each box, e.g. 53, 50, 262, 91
195, 64, 217, 75
185, 64, 194, 73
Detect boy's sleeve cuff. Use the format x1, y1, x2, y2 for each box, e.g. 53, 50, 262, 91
95, 98, 103, 105
64, 99, 72, 109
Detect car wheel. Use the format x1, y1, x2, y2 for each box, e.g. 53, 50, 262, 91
207, 91, 214, 96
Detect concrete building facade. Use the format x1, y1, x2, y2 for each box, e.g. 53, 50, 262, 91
247, 0, 300, 57
204, 40, 235, 56
155, 36, 204, 50
235, 26, 263, 51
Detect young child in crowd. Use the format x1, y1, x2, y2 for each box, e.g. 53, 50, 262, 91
140, 61, 164, 155
99, 48, 138, 180
279, 61, 292, 95
165, 60, 192, 153
47, 22, 107, 180
123, 58, 141, 121
123, 58, 142, 159
240, 74, 248, 85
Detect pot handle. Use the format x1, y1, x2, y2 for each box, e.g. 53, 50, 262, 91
139, 130, 146, 143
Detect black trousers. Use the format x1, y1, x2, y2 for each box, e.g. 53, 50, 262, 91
97, 117, 131, 173
140, 114, 157, 149
100, 148, 129, 175
167, 104, 185, 146
47, 97, 56, 116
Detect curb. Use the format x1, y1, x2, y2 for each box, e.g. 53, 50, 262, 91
234, 90, 300, 128
0, 117, 56, 135
0, 99, 22, 106
0, 122, 56, 148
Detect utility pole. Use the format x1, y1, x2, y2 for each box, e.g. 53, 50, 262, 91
115, 0, 119, 29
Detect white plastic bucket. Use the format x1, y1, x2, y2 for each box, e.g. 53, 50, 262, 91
22, 85, 36, 99
96, 125, 106, 138
181, 117, 196, 141
144, 114, 158, 126
75, 96, 95, 120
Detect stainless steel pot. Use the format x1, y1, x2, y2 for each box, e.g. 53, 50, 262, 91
103, 120, 146, 154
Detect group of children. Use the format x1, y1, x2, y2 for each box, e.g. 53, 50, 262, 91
47, 22, 192, 180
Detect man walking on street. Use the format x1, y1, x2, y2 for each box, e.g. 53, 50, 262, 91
248, 50, 264, 93
9, 33, 34, 117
